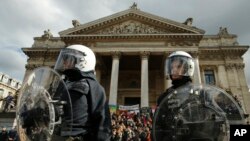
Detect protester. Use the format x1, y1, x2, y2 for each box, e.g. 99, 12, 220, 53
0, 127, 8, 141
8, 126, 19, 141
3, 93, 15, 112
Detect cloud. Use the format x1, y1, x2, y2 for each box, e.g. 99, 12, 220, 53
0, 48, 27, 81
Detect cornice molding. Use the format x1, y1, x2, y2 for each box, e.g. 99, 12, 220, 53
0, 82, 20, 91
60, 34, 204, 45
22, 48, 61, 57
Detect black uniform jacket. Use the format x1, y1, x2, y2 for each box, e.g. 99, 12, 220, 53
61, 71, 111, 141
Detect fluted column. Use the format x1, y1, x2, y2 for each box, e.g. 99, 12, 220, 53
95, 70, 101, 82
140, 51, 150, 107
235, 63, 250, 119
163, 52, 172, 90
217, 65, 229, 89
193, 54, 201, 85
164, 77, 172, 90
109, 52, 121, 106
23, 64, 42, 82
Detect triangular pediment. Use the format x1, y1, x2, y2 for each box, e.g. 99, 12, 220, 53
59, 8, 205, 36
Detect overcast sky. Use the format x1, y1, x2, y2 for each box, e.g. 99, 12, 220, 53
0, 0, 249, 87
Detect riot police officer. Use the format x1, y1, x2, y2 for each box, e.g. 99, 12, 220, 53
157, 51, 194, 106
153, 51, 238, 141
53, 44, 111, 141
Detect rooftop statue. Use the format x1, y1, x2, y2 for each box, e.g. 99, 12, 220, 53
72, 20, 80, 27
41, 29, 53, 39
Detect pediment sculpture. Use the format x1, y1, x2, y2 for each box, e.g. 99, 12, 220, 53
95, 21, 171, 34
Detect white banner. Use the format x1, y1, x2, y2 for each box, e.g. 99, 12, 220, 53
119, 104, 139, 111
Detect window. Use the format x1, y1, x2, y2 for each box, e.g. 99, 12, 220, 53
0, 74, 3, 82
8, 79, 12, 85
204, 70, 215, 85
15, 82, 19, 89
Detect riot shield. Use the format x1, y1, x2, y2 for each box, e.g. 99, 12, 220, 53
153, 84, 245, 141
16, 67, 73, 141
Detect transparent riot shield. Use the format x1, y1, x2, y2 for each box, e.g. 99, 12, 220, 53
16, 67, 73, 141
153, 84, 245, 141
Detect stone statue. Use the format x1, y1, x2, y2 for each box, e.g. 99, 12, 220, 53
183, 17, 193, 26
130, 2, 138, 9
218, 27, 229, 36
41, 29, 53, 39
72, 20, 80, 27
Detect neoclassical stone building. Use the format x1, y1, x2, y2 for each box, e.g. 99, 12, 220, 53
0, 72, 21, 128
0, 72, 21, 108
22, 7, 250, 116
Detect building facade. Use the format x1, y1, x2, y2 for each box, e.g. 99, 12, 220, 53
0, 72, 21, 109
0, 72, 21, 129
22, 7, 250, 117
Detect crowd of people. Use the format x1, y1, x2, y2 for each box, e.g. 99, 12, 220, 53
110, 111, 153, 141
0, 110, 153, 141
0, 127, 19, 141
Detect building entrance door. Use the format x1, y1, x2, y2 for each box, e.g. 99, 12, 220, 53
124, 97, 140, 106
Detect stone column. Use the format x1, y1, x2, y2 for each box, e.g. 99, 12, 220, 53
235, 63, 250, 120
217, 65, 229, 89
95, 70, 101, 82
109, 52, 121, 106
23, 64, 41, 82
233, 64, 245, 110
140, 52, 150, 107
163, 52, 172, 90
193, 54, 201, 85
226, 64, 246, 110
200, 67, 205, 84
164, 76, 172, 90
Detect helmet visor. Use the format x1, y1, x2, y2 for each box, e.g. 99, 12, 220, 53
165, 56, 193, 78
54, 48, 85, 73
